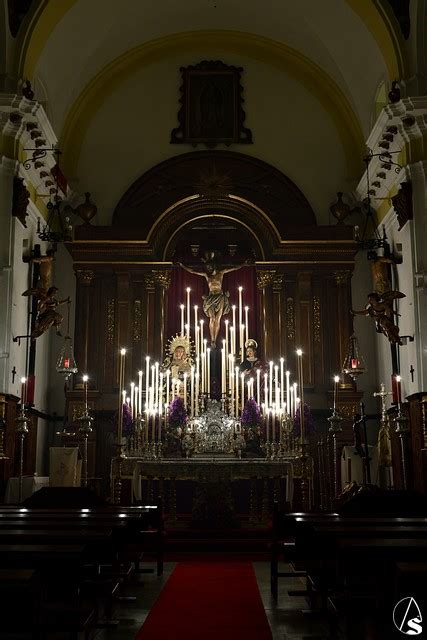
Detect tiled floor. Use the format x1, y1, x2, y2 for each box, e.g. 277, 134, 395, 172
92, 556, 330, 640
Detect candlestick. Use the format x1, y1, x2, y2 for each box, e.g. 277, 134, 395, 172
194, 305, 198, 354
286, 371, 290, 415
280, 358, 284, 407
190, 366, 195, 418
159, 373, 163, 415
240, 324, 245, 362
195, 372, 199, 416
166, 368, 170, 407
118, 348, 126, 443
235, 366, 240, 417
269, 361, 273, 408
180, 304, 185, 336
130, 381, 135, 417
221, 343, 226, 395
245, 306, 249, 346
183, 373, 188, 410
200, 320, 204, 353
275, 365, 279, 410
264, 373, 268, 411
241, 372, 245, 413
333, 375, 340, 412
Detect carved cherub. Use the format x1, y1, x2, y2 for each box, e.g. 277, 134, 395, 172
22, 286, 70, 340
352, 291, 405, 345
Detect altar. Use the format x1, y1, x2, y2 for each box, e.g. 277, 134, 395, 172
121, 457, 295, 525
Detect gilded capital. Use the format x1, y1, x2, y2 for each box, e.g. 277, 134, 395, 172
75, 269, 95, 285
153, 269, 172, 289
333, 270, 351, 285
144, 273, 155, 291
256, 270, 276, 290
272, 273, 284, 291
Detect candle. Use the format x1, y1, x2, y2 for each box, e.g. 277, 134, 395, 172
280, 358, 284, 406
166, 369, 170, 407
180, 304, 185, 336
225, 319, 229, 363
264, 373, 268, 410
82, 374, 89, 412
183, 372, 188, 409
245, 306, 249, 345
235, 366, 240, 417
241, 372, 245, 413
20, 377, 27, 406
130, 381, 135, 417
207, 348, 211, 396
238, 286, 243, 335
190, 366, 195, 417
275, 365, 279, 410
151, 365, 155, 410
200, 320, 204, 353
195, 372, 199, 416
266, 409, 270, 443
186, 288, 191, 340
269, 361, 273, 408
240, 324, 245, 362
272, 409, 276, 443
145, 356, 150, 408
296, 349, 305, 443
159, 373, 163, 414
118, 348, 126, 443
151, 410, 155, 442
221, 342, 226, 395
396, 375, 402, 411
333, 375, 340, 412
292, 382, 297, 417
138, 370, 143, 415
286, 371, 290, 415
195, 325, 200, 357
256, 368, 261, 406
122, 390, 126, 406
230, 325, 235, 358
194, 305, 198, 353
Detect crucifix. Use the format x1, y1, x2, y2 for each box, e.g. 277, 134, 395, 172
410, 365, 415, 383
11, 366, 17, 384
373, 383, 393, 422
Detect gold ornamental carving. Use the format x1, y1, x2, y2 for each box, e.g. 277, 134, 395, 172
333, 270, 351, 285
286, 297, 295, 341
256, 270, 276, 290
313, 296, 321, 343
272, 273, 284, 291
133, 300, 142, 342
144, 274, 155, 291
106, 299, 115, 344
153, 270, 172, 289
75, 269, 95, 285
336, 403, 358, 421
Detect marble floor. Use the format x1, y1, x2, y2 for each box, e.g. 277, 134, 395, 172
92, 555, 331, 640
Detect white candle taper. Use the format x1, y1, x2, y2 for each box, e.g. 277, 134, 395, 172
235, 366, 240, 417
138, 370, 142, 414
245, 306, 249, 346
207, 348, 211, 396
256, 368, 261, 406
333, 375, 340, 412
180, 304, 184, 336
186, 288, 191, 340
269, 361, 273, 408
286, 371, 290, 415
183, 372, 187, 409
396, 375, 402, 412
145, 355, 150, 409
130, 381, 135, 417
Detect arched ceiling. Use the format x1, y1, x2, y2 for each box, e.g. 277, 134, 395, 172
20, 0, 403, 137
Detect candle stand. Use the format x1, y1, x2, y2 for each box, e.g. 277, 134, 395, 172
15, 406, 29, 503
394, 409, 410, 490
327, 410, 343, 500
77, 409, 93, 488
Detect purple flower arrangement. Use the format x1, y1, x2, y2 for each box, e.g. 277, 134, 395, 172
168, 396, 188, 429
241, 398, 262, 428
293, 402, 316, 437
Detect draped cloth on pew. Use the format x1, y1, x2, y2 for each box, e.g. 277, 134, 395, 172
49, 447, 82, 487
136, 562, 272, 639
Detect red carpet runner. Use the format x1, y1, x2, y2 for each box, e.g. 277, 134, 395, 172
136, 562, 272, 639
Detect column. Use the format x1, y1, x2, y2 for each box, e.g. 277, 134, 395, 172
256, 270, 276, 361
74, 269, 95, 378
144, 274, 155, 357
153, 269, 171, 361
272, 272, 284, 356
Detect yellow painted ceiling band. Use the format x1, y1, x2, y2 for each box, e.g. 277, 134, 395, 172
60, 30, 364, 178
17, 0, 78, 78
346, 0, 407, 79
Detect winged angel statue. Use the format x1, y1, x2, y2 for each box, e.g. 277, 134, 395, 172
22, 285, 70, 340
352, 291, 405, 345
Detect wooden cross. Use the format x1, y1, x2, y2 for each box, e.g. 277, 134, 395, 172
410, 365, 415, 382
373, 383, 393, 421
11, 366, 16, 384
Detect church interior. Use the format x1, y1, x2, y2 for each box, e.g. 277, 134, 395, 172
1, 1, 427, 638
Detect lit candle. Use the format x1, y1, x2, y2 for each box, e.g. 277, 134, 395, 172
138, 370, 143, 415
280, 358, 284, 407
396, 375, 402, 412
275, 365, 279, 410
190, 366, 194, 417
145, 356, 150, 408
230, 325, 235, 358
118, 348, 126, 443
286, 371, 290, 415
195, 325, 200, 357
221, 342, 226, 395
264, 373, 268, 410
230, 369, 235, 416
81, 374, 88, 412
194, 305, 198, 353
245, 306, 249, 345
200, 320, 204, 353
183, 372, 188, 409
256, 368, 261, 406
195, 372, 199, 416
20, 377, 27, 406
293, 382, 297, 417
151, 365, 155, 410
180, 304, 185, 336
159, 373, 163, 414
166, 368, 170, 407
241, 372, 245, 412
240, 324, 245, 362
238, 286, 243, 336
186, 288, 191, 340
269, 361, 273, 408
130, 381, 135, 417
225, 319, 229, 364
333, 375, 340, 412
235, 366, 240, 417
207, 348, 211, 396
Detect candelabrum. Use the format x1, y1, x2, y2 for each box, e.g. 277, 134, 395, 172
327, 410, 343, 501
77, 410, 93, 488
15, 406, 29, 503
394, 408, 410, 490
113, 439, 126, 505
